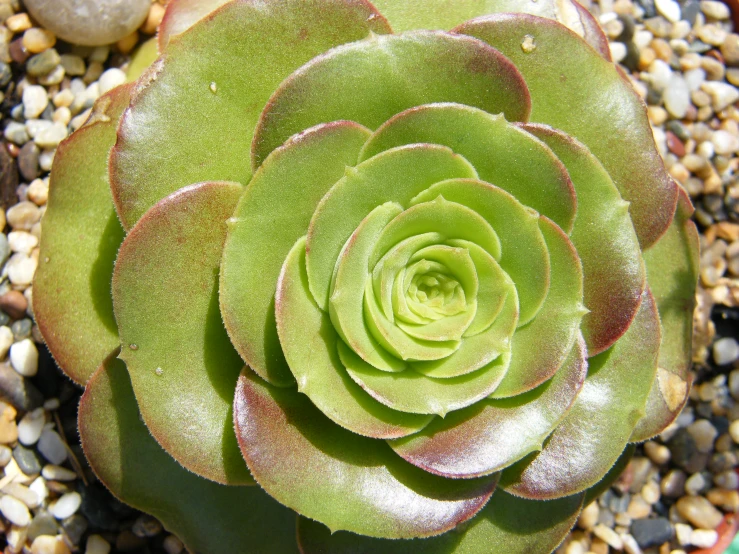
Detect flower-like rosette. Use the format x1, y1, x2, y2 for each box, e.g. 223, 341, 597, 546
33, 0, 701, 552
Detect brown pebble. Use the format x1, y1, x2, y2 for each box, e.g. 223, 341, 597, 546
9, 37, 28, 64
5, 13, 31, 33
667, 131, 687, 156
715, 222, 739, 242
706, 489, 739, 512
116, 530, 147, 552
17, 142, 39, 183
116, 31, 139, 55
0, 290, 27, 319
676, 496, 724, 529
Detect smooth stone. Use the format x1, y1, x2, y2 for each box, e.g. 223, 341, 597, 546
622, 533, 643, 554
649, 59, 673, 91
59, 54, 85, 76
0, 493, 31, 526
34, 122, 67, 149
0, 445, 11, 466
18, 407, 44, 446
10, 338, 39, 377
675, 522, 693, 545
690, 529, 719, 548
729, 419, 739, 442
661, 469, 687, 497
24, 0, 150, 46
26, 48, 60, 77
163, 535, 184, 554
631, 517, 673, 548
0, 362, 43, 411
676, 496, 724, 529
593, 524, 623, 550
6, 525, 29, 553
132, 514, 162, 538
701, 0, 730, 18
4, 121, 30, 145
13, 444, 41, 475
30, 535, 71, 554
7, 201, 40, 230
664, 75, 691, 118
29, 476, 48, 504
714, 470, 739, 489
706, 489, 739, 511
61, 513, 87, 545
721, 34, 739, 66
0, 324, 14, 357
98, 68, 126, 95
688, 419, 718, 453
86, 534, 111, 554
578, 501, 599, 530
628, 495, 653, 519
4, 482, 40, 508
685, 472, 709, 495
713, 337, 739, 365
51, 491, 82, 519
11, 319, 33, 341
27, 512, 58, 541
18, 142, 40, 182
22, 85, 48, 120
655, 0, 681, 21
37, 429, 67, 465
668, 429, 710, 473
0, 402, 18, 444
701, 82, 739, 111
42, 464, 76, 481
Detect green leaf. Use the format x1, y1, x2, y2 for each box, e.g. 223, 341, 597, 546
234, 369, 498, 539
491, 218, 585, 398
276, 236, 433, 439
126, 37, 158, 82
157, 0, 232, 50
220, 121, 371, 387
78, 353, 299, 554
297, 488, 584, 554
341, 330, 512, 416
252, 31, 531, 166
113, 181, 251, 485
583, 444, 636, 506
389, 335, 586, 478
457, 15, 678, 249
632, 187, 699, 441
361, 104, 576, 237
110, 0, 390, 229
307, 144, 478, 310
34, 84, 130, 385
501, 290, 660, 499
521, 124, 645, 356
409, 174, 551, 327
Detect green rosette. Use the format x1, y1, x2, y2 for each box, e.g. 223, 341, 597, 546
33, 0, 699, 552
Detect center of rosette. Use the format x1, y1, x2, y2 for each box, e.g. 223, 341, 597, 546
405, 261, 466, 319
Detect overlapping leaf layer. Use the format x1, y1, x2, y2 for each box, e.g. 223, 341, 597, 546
34, 0, 700, 552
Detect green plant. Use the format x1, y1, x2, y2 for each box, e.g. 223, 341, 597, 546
34, 1, 699, 552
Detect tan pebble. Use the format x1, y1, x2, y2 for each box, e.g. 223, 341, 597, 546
0, 402, 17, 444
652, 38, 673, 61
639, 47, 657, 70
696, 24, 728, 46
645, 441, 671, 464
675, 522, 693, 546
566, 540, 587, 554
707, 488, 739, 511
6, 201, 40, 230
697, 105, 714, 121
22, 28, 55, 53
729, 419, 739, 443
628, 494, 652, 519
715, 222, 739, 242
26, 179, 48, 206
140, 2, 165, 35
83, 60, 103, 84
30, 534, 71, 554
578, 501, 599, 530
163, 535, 184, 554
5, 13, 31, 33
116, 30, 139, 54
681, 52, 703, 71
701, 57, 726, 81
676, 496, 724, 529
649, 106, 668, 125
698, 382, 716, 401
593, 525, 623, 550
690, 529, 718, 548
52, 88, 74, 108
642, 480, 661, 504
715, 433, 733, 452
669, 162, 690, 183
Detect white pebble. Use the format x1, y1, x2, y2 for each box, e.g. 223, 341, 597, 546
690, 529, 718, 548
3, 482, 40, 508
684, 68, 706, 92
86, 534, 111, 554
714, 469, 739, 489
10, 339, 38, 377
701, 81, 739, 112
29, 476, 48, 504
610, 42, 627, 63
0, 327, 13, 360
98, 68, 126, 95
18, 407, 45, 445
8, 231, 39, 255
22, 85, 48, 119
7, 201, 41, 230
701, 0, 730, 19
0, 493, 31, 526
685, 472, 707, 495
649, 59, 673, 92
675, 522, 693, 546
25, 119, 52, 139
664, 75, 691, 118
30, 535, 71, 554
622, 533, 643, 554
43, 398, 60, 411
593, 524, 624, 550
39, 148, 55, 172
8, 525, 28, 552
713, 337, 739, 365
656, 0, 681, 21
688, 419, 718, 453
37, 429, 67, 465
50, 491, 81, 519
42, 464, 76, 481
6, 253, 38, 286
711, 130, 738, 156
34, 121, 67, 149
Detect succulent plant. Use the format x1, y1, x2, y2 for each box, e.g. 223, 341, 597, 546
34, 0, 699, 552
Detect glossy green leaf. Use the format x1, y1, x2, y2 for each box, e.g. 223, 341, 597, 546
110, 0, 390, 229
457, 15, 678, 249
78, 354, 299, 554
276, 236, 433, 439
307, 144, 478, 310
410, 175, 551, 327
252, 31, 531, 166
157, 0, 232, 50
521, 123, 645, 356
502, 290, 660, 499
361, 104, 576, 236
220, 121, 371, 387
492, 217, 585, 398
632, 187, 699, 441
342, 331, 512, 416
389, 335, 586, 478
113, 181, 251, 485
297, 488, 584, 554
234, 369, 498, 539
34, 84, 130, 385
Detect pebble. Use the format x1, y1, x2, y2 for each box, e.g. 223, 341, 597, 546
18, 408, 45, 446
26, 48, 59, 76
62, 513, 87, 545
700, 0, 730, 19
86, 534, 111, 554
7, 525, 29, 552
22, 85, 48, 120
8, 231, 38, 255
10, 338, 38, 377
661, 469, 686, 496
6, 253, 38, 286
713, 469, 738, 489
30, 535, 71, 554
664, 75, 691, 117
0, 402, 18, 444
706, 488, 739, 511
645, 441, 671, 464
4, 121, 30, 145
722, 34, 739, 66
655, 0, 681, 21
687, 419, 718, 453
27, 179, 49, 206
593, 523, 624, 549
675, 495, 724, 529
98, 67, 126, 95
50, 491, 81, 519
714, 337, 739, 365
0, 445, 11, 467
695, 24, 727, 46
41, 465, 76, 481
700, 81, 739, 111
690, 529, 719, 548
37, 428, 67, 466
13, 443, 41, 475
0, 324, 14, 358
34, 122, 67, 149
642, 480, 661, 504
24, 0, 151, 46
7, 201, 40, 231
729, 419, 739, 442
685, 471, 709, 495
0, 494, 31, 526
5, 482, 40, 509
163, 535, 184, 554
628, 495, 653, 518
0, 362, 43, 411
29, 477, 48, 505
631, 517, 673, 548
621, 533, 642, 554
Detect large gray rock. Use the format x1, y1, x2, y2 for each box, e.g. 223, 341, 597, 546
24, 0, 150, 46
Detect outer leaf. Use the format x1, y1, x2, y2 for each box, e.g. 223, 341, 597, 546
113, 182, 251, 485
501, 290, 660, 499
583, 444, 636, 506
78, 354, 299, 554
457, 14, 678, 249
631, 187, 699, 441
276, 236, 433, 439
220, 121, 372, 387
34, 84, 130, 385
233, 370, 498, 539
158, 0, 233, 51
521, 123, 645, 356
389, 335, 586, 478
297, 488, 584, 554
110, 0, 391, 229
491, 217, 585, 398
251, 31, 531, 166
